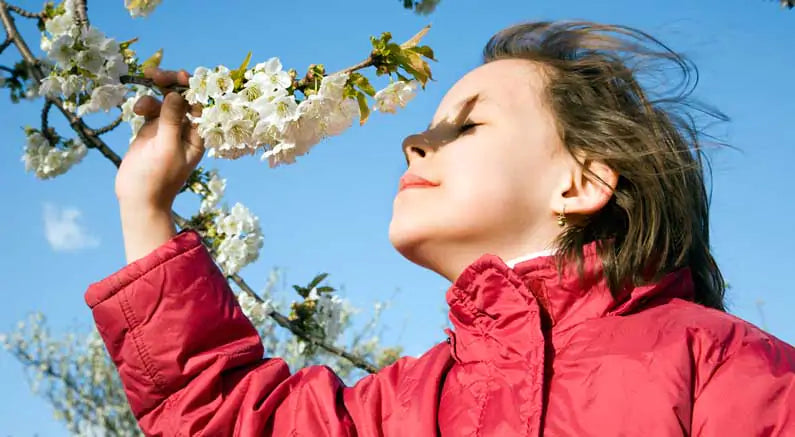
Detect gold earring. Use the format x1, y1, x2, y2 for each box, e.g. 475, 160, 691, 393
557, 205, 567, 227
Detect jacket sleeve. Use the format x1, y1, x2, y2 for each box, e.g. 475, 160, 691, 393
84, 230, 439, 436
691, 329, 795, 436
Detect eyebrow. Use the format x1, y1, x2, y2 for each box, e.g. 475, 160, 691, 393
427, 93, 484, 131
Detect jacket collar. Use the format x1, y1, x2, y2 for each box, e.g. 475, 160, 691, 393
445, 242, 694, 362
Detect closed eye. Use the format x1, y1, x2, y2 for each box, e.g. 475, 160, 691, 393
457, 122, 481, 136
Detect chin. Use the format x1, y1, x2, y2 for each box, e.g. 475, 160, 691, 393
388, 217, 439, 269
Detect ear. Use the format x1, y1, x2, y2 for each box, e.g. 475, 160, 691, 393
553, 156, 618, 218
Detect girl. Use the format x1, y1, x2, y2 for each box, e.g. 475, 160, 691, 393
89, 21, 794, 436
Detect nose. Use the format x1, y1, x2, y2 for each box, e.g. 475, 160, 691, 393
401, 133, 431, 165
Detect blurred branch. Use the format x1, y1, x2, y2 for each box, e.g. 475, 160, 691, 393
9, 344, 122, 434
74, 0, 89, 28
6, 3, 43, 19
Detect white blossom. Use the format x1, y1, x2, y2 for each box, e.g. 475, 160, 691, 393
22, 132, 87, 179
124, 0, 162, 18
237, 292, 272, 326
186, 67, 211, 105
38, 76, 63, 98
307, 288, 350, 342
76, 46, 106, 76
199, 170, 226, 214
247, 57, 291, 90
318, 72, 349, 101
121, 86, 155, 142
77, 84, 127, 116
45, 12, 76, 37
104, 54, 129, 83
48, 35, 77, 69
373, 80, 419, 113
213, 202, 263, 275
60, 75, 83, 98
206, 66, 235, 99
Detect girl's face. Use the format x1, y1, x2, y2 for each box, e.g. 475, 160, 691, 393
389, 59, 575, 281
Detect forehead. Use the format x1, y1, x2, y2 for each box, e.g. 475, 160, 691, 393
434, 59, 548, 119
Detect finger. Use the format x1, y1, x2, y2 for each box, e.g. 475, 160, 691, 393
133, 95, 162, 120
153, 69, 181, 88
177, 69, 191, 86
143, 66, 158, 79
157, 92, 188, 143
136, 117, 158, 141
184, 103, 204, 153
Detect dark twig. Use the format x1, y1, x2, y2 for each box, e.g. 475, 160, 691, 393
90, 113, 123, 135
0, 64, 13, 74
6, 4, 43, 19
120, 74, 187, 94
0, 1, 121, 166
0, 36, 11, 54
41, 99, 56, 145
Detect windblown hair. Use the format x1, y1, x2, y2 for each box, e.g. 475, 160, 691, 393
483, 22, 726, 310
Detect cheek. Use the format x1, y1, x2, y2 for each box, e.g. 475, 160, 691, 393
389, 152, 531, 245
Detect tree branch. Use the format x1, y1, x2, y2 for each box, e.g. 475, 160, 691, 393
170, 214, 380, 374
332, 55, 375, 76
2, 0, 380, 375
0, 36, 10, 55
74, 0, 89, 29
6, 3, 43, 19
0, 1, 121, 166
41, 99, 56, 145
89, 113, 123, 135
12, 347, 121, 433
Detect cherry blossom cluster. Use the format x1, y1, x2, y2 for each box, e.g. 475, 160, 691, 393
38, 0, 131, 116
21, 130, 87, 179
213, 202, 264, 275
185, 59, 418, 167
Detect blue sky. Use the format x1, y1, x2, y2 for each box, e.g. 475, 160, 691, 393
1, 0, 793, 434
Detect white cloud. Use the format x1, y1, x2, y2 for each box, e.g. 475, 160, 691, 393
42, 203, 100, 252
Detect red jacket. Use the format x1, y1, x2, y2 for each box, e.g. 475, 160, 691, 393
86, 230, 795, 436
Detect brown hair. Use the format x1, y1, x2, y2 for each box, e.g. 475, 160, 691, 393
483, 21, 726, 310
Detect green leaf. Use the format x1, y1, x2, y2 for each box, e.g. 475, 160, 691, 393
118, 37, 139, 50
406, 45, 436, 61
315, 286, 335, 294
400, 24, 431, 49
307, 273, 329, 290
349, 73, 376, 97
141, 48, 163, 72
356, 91, 371, 125
231, 51, 253, 89
293, 285, 309, 299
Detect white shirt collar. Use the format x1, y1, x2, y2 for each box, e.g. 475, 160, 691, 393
505, 249, 555, 268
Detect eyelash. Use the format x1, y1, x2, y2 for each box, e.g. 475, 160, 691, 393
457, 121, 480, 135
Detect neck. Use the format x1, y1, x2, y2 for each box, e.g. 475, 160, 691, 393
412, 239, 558, 282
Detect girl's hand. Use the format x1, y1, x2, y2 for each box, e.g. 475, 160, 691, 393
115, 68, 205, 263
115, 68, 204, 211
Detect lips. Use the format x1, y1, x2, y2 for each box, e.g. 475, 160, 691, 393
399, 172, 440, 192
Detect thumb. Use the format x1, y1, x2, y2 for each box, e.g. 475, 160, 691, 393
157, 92, 188, 143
